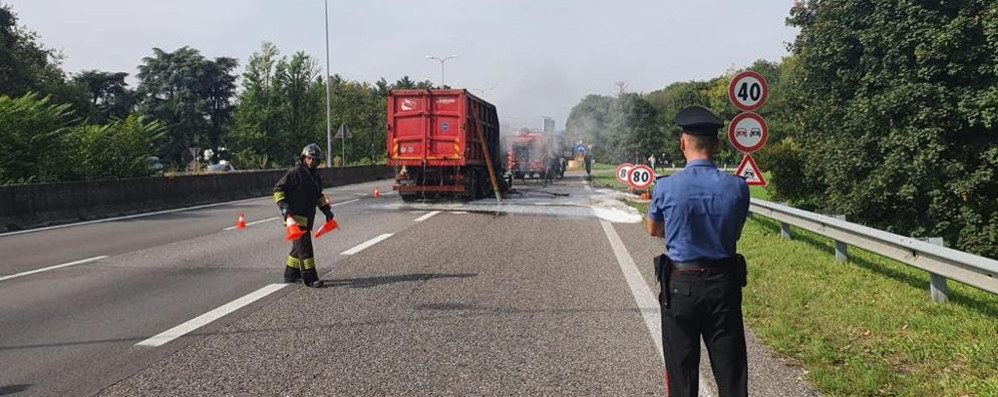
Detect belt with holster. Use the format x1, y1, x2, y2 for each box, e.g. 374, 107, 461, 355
654, 254, 747, 308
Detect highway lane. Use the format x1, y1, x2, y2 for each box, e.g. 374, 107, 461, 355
0, 178, 417, 397
3, 174, 817, 396
0, 179, 392, 276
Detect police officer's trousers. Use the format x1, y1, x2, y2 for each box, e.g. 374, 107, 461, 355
285, 225, 319, 284
661, 270, 747, 397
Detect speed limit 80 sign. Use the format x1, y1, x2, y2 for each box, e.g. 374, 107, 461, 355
728, 71, 769, 112
627, 165, 655, 190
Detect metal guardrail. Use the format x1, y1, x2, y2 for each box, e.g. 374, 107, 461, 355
750, 199, 998, 302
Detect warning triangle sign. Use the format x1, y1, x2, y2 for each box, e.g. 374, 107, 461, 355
735, 154, 767, 187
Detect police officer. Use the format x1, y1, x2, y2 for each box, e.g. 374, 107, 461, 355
274, 143, 335, 288
647, 107, 750, 396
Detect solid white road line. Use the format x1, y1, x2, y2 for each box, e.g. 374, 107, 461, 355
136, 283, 288, 347
413, 211, 441, 222
450, 211, 468, 215
0, 197, 269, 238
0, 256, 109, 282
341, 233, 393, 255
222, 199, 361, 231
599, 221, 714, 397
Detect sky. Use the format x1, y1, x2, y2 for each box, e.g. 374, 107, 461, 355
7, 0, 799, 130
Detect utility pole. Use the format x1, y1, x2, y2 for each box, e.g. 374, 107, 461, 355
324, 0, 333, 166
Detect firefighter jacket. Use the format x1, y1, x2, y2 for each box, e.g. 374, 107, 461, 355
274, 163, 332, 227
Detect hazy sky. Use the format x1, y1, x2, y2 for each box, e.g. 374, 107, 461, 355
7, 0, 798, 129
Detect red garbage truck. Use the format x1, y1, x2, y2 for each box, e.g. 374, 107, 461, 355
387, 89, 509, 201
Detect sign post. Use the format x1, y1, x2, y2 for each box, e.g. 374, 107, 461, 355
727, 71, 770, 186
615, 163, 634, 188
627, 165, 655, 196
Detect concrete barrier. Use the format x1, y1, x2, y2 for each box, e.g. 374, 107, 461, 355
0, 165, 393, 232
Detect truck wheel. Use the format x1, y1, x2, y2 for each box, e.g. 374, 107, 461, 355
401, 194, 418, 203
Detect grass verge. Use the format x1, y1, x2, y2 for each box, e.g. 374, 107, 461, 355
611, 176, 998, 396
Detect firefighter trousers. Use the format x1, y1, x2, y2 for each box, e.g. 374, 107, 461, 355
285, 225, 319, 284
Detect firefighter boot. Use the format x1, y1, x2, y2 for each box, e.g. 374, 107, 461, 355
284, 257, 302, 283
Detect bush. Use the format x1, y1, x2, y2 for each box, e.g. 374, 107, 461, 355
65, 115, 165, 180
0, 93, 74, 184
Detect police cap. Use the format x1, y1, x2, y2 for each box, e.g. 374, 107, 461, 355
675, 107, 724, 137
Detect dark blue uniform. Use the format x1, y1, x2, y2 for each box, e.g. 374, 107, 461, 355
649, 107, 751, 397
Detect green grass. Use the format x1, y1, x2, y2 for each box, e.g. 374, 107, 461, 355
614, 176, 998, 396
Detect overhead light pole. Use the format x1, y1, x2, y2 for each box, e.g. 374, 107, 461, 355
323, 0, 334, 166
425, 55, 458, 87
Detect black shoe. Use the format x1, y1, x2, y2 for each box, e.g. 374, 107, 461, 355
284, 276, 302, 284
307, 280, 325, 288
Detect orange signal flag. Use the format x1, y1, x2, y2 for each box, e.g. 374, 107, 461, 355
314, 219, 340, 239
236, 213, 247, 230
284, 217, 305, 242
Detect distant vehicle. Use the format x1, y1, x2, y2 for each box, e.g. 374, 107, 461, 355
736, 128, 748, 137
145, 156, 164, 174
387, 89, 509, 202
750, 128, 762, 137
207, 160, 235, 173
507, 129, 566, 181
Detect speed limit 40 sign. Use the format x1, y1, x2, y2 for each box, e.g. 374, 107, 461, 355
627, 165, 655, 190
728, 71, 769, 112
615, 163, 634, 185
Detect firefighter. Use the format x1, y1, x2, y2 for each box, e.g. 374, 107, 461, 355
274, 143, 335, 288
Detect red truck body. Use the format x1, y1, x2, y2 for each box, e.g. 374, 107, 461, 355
506, 130, 569, 180
387, 89, 508, 200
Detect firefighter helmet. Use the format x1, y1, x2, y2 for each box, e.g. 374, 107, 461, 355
300, 143, 323, 160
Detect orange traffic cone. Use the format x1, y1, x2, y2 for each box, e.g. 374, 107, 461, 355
373, 188, 382, 199
640, 192, 650, 200
284, 217, 305, 242
235, 213, 247, 230
314, 219, 340, 239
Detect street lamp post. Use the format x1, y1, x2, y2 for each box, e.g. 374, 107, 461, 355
324, 0, 333, 166
425, 55, 457, 87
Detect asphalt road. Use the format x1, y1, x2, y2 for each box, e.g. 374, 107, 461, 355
1, 173, 818, 396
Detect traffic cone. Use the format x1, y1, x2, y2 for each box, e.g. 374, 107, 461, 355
373, 188, 382, 199
314, 219, 339, 239
284, 217, 305, 242
640, 192, 650, 200
235, 213, 247, 230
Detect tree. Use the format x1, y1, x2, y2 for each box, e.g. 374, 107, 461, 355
778, 0, 998, 258
72, 70, 135, 122
136, 47, 238, 168
0, 4, 92, 117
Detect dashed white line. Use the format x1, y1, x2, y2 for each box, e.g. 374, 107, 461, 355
413, 211, 441, 222
599, 220, 713, 397
224, 217, 279, 231
341, 234, 394, 255
136, 283, 288, 347
0, 256, 109, 282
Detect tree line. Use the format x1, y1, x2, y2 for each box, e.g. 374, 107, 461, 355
567, 0, 998, 258
0, 3, 438, 185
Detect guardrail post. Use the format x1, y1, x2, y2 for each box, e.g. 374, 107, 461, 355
925, 237, 949, 303
833, 215, 848, 263
777, 203, 792, 240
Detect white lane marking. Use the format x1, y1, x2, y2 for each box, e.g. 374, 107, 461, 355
224, 217, 279, 231
413, 211, 441, 222
341, 233, 394, 255
599, 221, 714, 397
0, 256, 109, 282
136, 283, 288, 347
450, 211, 468, 215
221, 199, 360, 231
